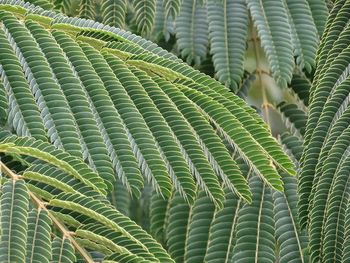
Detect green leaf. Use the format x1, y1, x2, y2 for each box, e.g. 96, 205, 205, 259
0, 179, 29, 263
0, 20, 46, 141
0, 11, 82, 157
52, 237, 76, 263
273, 174, 309, 263
150, 193, 169, 243
231, 176, 276, 263
175, 0, 208, 65
108, 179, 131, 216
207, 0, 248, 92
184, 191, 216, 263
322, 155, 350, 262
133, 0, 156, 35
276, 102, 307, 139
204, 190, 241, 263
0, 136, 107, 195
246, 0, 294, 87
102, 52, 173, 199
25, 209, 52, 263
129, 67, 198, 204
285, 0, 318, 73
164, 0, 182, 19
166, 194, 191, 263
306, 0, 329, 37
78, 0, 95, 20
342, 203, 350, 261
25, 19, 116, 191
101, 0, 127, 28
0, 80, 8, 126
178, 84, 283, 192
152, 78, 226, 206
49, 192, 174, 262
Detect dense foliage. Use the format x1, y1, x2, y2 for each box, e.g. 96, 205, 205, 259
1, 0, 350, 263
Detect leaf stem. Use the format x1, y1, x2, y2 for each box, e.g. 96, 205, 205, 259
0, 161, 95, 263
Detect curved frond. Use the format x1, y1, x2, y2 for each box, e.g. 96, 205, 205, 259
0, 11, 82, 157
101, 0, 126, 28
26, 209, 52, 263
0, 23, 46, 141
164, 0, 182, 20
289, 74, 311, 108
0, 137, 175, 262
133, 0, 156, 35
342, 202, 350, 261
273, 174, 309, 263
0, 135, 107, 194
78, 0, 95, 20
204, 190, 241, 263
152, 0, 174, 41
184, 191, 216, 263
285, 0, 318, 72
52, 237, 76, 263
0, 179, 29, 263
0, 0, 295, 227
165, 194, 190, 263
207, 0, 248, 92
149, 193, 169, 243
175, 0, 208, 65
231, 176, 276, 263
298, 2, 350, 262
276, 102, 307, 139
26, 20, 116, 191
246, 0, 294, 87
0, 81, 8, 126
306, 0, 329, 37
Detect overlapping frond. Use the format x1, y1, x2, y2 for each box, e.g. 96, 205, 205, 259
231, 175, 276, 263
184, 191, 216, 263
0, 2, 295, 207
0, 3, 305, 262
298, 2, 350, 262
165, 194, 190, 263
0, 137, 175, 262
21, 0, 324, 93
285, 0, 318, 73
246, 0, 293, 87
151, 153, 307, 262
204, 189, 241, 263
